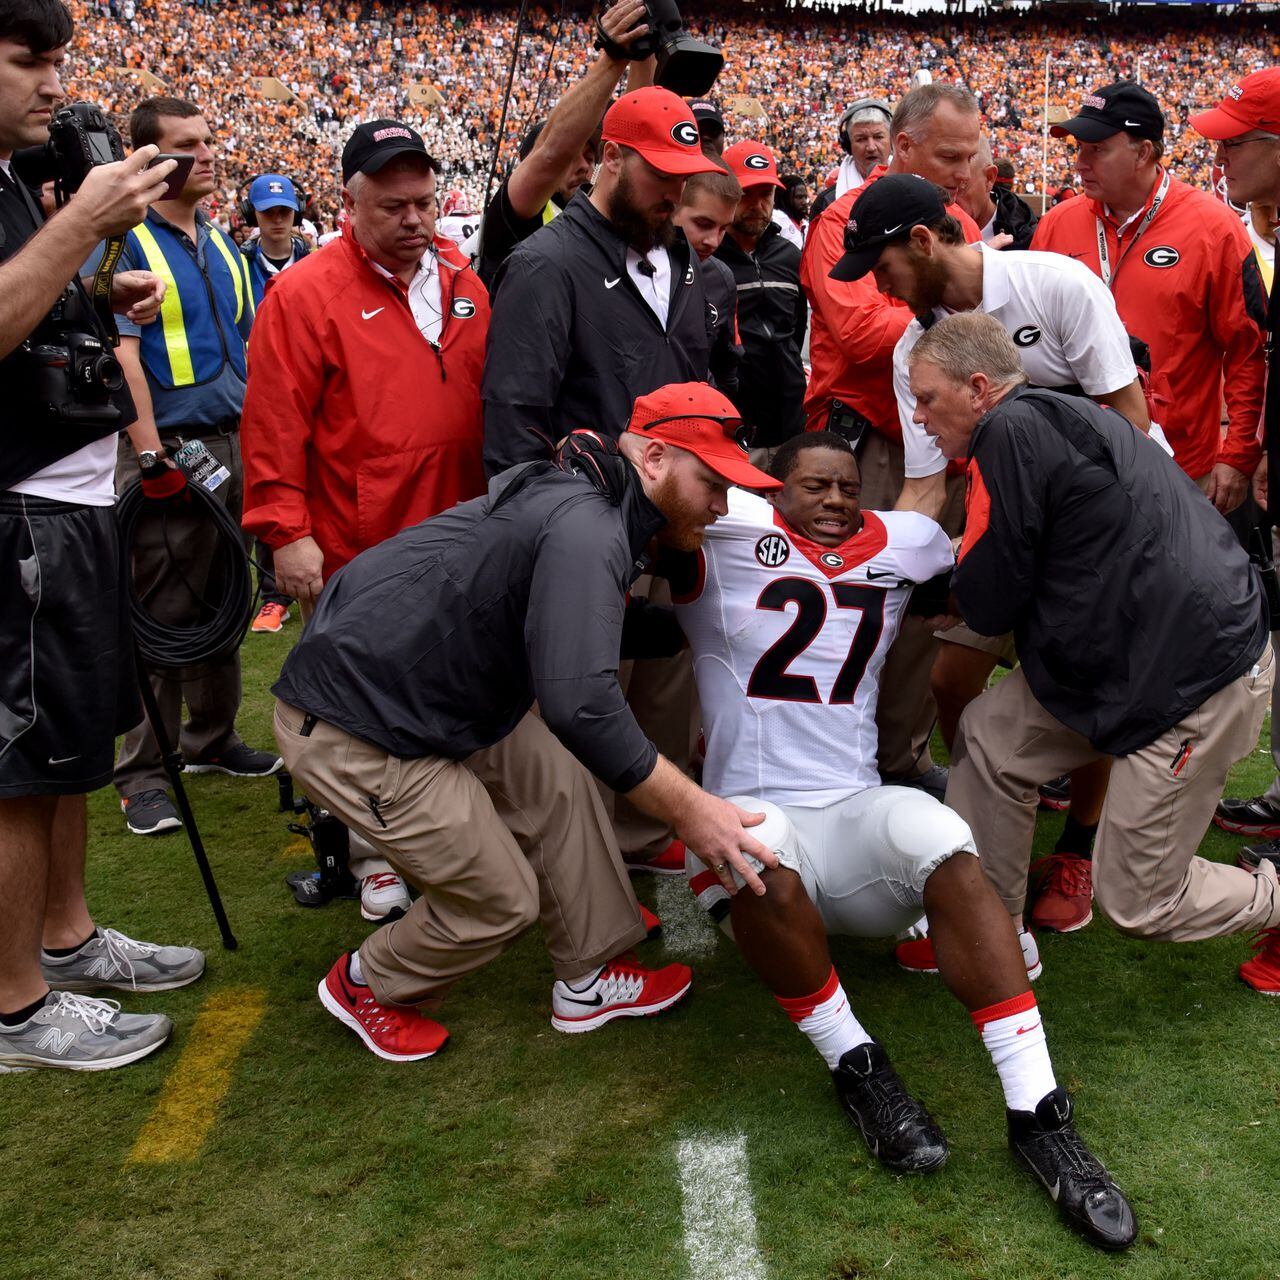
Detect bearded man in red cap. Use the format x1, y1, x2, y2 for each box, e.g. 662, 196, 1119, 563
273, 383, 782, 1062
482, 87, 723, 475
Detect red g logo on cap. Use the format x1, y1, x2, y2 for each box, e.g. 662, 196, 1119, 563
671, 120, 699, 147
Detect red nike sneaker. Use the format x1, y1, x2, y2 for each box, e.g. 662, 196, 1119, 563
550, 953, 691, 1033
1028, 853, 1094, 933
317, 953, 449, 1061
623, 838, 687, 876
639, 903, 662, 939
895, 930, 1042, 980
1239, 928, 1280, 995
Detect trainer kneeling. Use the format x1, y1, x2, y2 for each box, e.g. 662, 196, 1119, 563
273, 383, 779, 1062
670, 431, 1135, 1251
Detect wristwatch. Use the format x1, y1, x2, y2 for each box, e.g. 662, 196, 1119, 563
139, 449, 166, 469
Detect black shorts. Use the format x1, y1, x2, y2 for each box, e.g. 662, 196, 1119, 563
0, 493, 140, 797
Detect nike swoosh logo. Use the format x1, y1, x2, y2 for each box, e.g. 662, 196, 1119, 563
864, 568, 900, 581
560, 992, 604, 1007
48, 755, 79, 765
1015, 1022, 1041, 1035
1123, 120, 1143, 128
882, 223, 903, 235
604, 278, 621, 289
361, 307, 385, 320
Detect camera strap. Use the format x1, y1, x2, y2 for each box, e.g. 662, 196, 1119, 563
90, 234, 125, 346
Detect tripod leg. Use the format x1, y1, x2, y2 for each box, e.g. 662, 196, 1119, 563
133, 647, 238, 950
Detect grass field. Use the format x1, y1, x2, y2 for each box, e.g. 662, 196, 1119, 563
3, 627, 1278, 1280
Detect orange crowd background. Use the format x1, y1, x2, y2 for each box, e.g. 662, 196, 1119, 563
67, 0, 1280, 228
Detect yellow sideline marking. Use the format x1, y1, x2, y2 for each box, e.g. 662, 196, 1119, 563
128, 987, 267, 1164
279, 836, 311, 861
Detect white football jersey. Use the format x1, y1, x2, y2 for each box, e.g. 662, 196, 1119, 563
675, 489, 954, 808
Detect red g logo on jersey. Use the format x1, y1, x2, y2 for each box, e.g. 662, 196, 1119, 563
1143, 246, 1180, 269
755, 534, 791, 567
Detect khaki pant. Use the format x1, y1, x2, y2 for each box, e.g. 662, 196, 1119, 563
114, 431, 249, 798
859, 431, 965, 778
274, 702, 646, 1005
946, 649, 1280, 940
607, 576, 700, 859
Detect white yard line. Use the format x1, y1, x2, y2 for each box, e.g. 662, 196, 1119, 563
677, 1133, 767, 1280
656, 874, 719, 958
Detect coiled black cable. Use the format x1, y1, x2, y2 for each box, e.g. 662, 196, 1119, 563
116, 476, 255, 669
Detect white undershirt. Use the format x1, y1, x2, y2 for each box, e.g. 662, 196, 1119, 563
3, 158, 118, 504
626, 246, 671, 328
372, 249, 443, 344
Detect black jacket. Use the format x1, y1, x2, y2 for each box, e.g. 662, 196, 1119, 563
700, 251, 741, 404
991, 185, 1039, 252
715, 223, 807, 445
273, 460, 665, 792
954, 387, 1267, 755
481, 193, 711, 476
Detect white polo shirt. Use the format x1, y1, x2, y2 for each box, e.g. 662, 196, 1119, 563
894, 243, 1138, 478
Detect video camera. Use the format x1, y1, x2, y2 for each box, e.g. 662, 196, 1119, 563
598, 0, 722, 98
13, 102, 125, 205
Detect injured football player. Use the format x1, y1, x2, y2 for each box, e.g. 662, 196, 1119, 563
663, 432, 1135, 1252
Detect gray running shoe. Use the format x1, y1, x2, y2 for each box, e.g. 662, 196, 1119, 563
42, 928, 206, 993
0, 991, 171, 1073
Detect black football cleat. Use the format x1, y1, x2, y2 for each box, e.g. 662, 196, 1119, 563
1239, 836, 1280, 874
1215, 795, 1280, 838
832, 1041, 949, 1174
1007, 1087, 1137, 1252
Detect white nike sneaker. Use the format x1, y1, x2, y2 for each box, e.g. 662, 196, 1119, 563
360, 872, 411, 922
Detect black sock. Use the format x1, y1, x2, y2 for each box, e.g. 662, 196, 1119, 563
0, 993, 50, 1027
43, 928, 98, 958
1055, 815, 1097, 860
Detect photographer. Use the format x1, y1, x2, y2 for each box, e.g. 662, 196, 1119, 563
0, 0, 206, 1074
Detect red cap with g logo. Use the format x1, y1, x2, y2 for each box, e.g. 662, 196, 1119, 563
601, 88, 724, 177
722, 140, 785, 190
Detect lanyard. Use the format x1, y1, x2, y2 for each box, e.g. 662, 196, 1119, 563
1095, 169, 1170, 290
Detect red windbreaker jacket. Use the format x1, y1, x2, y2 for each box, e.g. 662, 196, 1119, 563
241, 229, 489, 578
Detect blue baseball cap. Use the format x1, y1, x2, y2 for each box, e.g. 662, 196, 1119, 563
249, 174, 298, 212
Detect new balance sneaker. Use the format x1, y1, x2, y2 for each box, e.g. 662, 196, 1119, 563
1214, 794, 1280, 838
250, 602, 291, 634
121, 789, 182, 837
41, 928, 205, 993
1239, 927, 1280, 995
1008, 1087, 1137, 1251
184, 743, 283, 777
623, 838, 687, 876
550, 954, 691, 1033
895, 928, 1042, 980
1038, 775, 1072, 812
317, 953, 448, 1062
1239, 837, 1280, 873
1028, 853, 1093, 933
360, 872, 412, 922
832, 1041, 949, 1174
0, 991, 171, 1073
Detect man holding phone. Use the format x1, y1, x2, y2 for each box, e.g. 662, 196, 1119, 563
109, 95, 281, 840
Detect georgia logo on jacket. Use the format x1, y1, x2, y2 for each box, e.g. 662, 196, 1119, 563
1143, 246, 1180, 269
451, 297, 477, 318
671, 120, 699, 147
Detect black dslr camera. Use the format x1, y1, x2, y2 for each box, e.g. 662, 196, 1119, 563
13, 102, 125, 203
27, 327, 124, 427
596, 0, 722, 98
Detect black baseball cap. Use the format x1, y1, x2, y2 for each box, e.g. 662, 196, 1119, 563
830, 174, 948, 283
689, 99, 724, 135
342, 119, 437, 184
1050, 82, 1165, 143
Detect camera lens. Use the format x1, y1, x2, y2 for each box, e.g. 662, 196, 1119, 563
93, 353, 124, 392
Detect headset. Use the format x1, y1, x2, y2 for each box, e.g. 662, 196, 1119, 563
238, 177, 304, 228
837, 97, 893, 154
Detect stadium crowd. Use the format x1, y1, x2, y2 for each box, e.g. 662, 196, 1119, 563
69, 0, 1280, 225
6, 0, 1280, 1261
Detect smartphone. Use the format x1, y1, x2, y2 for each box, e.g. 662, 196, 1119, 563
148, 152, 195, 200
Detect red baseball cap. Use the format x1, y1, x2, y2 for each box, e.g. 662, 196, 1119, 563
626, 383, 782, 490
722, 141, 785, 190
601, 88, 723, 177
1190, 68, 1280, 140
